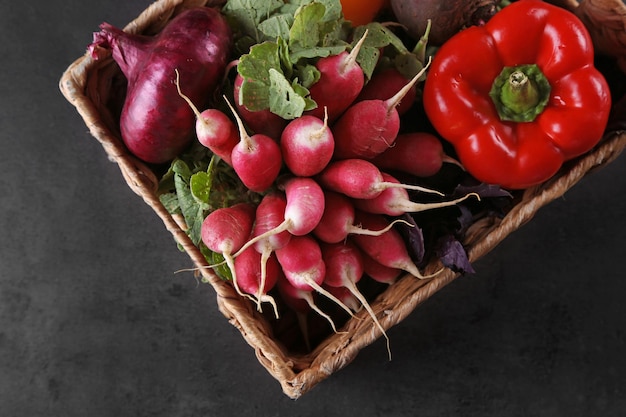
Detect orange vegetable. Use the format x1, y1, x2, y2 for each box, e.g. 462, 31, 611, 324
340, 0, 386, 26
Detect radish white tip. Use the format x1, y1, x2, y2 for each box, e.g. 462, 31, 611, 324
171, 267, 202, 287
347, 218, 413, 237
232, 219, 291, 258
442, 154, 466, 170
378, 181, 445, 196
258, 294, 280, 319
308, 106, 331, 142
255, 250, 280, 319
396, 192, 481, 214
386, 56, 432, 112
304, 277, 357, 320
343, 279, 392, 361
223, 59, 240, 84
223, 94, 251, 146
345, 28, 369, 71
174, 68, 204, 121
410, 264, 445, 280
173, 256, 259, 302
224, 253, 258, 303
173, 259, 228, 274
301, 291, 347, 334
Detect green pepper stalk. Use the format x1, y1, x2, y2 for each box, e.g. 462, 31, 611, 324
490, 64, 551, 122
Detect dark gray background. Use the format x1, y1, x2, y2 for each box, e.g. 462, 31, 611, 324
2, 1, 626, 415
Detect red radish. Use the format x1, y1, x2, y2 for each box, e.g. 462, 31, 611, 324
278, 177, 325, 236
250, 193, 292, 312
353, 172, 479, 216
371, 132, 463, 177
280, 110, 334, 176
234, 177, 326, 256
362, 255, 403, 285
321, 241, 392, 359
200, 203, 256, 298
224, 97, 283, 193
313, 190, 412, 243
277, 273, 309, 314
174, 69, 238, 165
275, 235, 355, 318
233, 73, 287, 140
351, 210, 441, 279
252, 193, 292, 254
304, 30, 369, 122
88, 7, 232, 164
234, 247, 280, 318
316, 158, 444, 200
356, 67, 417, 116
331, 58, 431, 160
274, 235, 326, 291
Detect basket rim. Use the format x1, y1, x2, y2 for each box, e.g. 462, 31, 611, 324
59, 0, 626, 399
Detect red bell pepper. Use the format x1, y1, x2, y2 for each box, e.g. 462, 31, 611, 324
423, 0, 611, 189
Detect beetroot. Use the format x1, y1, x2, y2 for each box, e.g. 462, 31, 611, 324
89, 7, 233, 164
390, 0, 498, 46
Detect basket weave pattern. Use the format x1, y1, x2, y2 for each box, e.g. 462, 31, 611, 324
60, 0, 626, 398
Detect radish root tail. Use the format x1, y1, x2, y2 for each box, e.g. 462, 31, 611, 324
348, 218, 414, 237
174, 69, 203, 121
224, 253, 258, 303
301, 291, 347, 334
380, 181, 445, 196
305, 277, 359, 320
386, 56, 432, 113
257, 250, 280, 319
232, 219, 292, 258
399, 192, 481, 213
345, 29, 369, 72
344, 279, 392, 361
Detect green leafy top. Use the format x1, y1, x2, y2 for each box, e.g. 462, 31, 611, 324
222, 0, 343, 50
223, 0, 424, 120
157, 142, 259, 279
225, 0, 349, 119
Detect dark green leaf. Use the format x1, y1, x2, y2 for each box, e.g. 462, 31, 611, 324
268, 68, 308, 119
294, 63, 320, 89
289, 2, 326, 49
258, 14, 293, 40
159, 192, 180, 215
174, 172, 206, 247
190, 171, 213, 209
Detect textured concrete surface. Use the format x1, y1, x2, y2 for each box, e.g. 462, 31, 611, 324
2, 1, 626, 416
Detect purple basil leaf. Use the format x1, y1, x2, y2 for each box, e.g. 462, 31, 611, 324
436, 234, 475, 275
455, 204, 474, 234
399, 213, 425, 264
453, 181, 513, 199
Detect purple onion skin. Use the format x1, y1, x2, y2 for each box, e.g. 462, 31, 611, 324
89, 7, 233, 164
390, 0, 498, 46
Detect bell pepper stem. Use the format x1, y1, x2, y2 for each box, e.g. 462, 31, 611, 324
489, 64, 551, 122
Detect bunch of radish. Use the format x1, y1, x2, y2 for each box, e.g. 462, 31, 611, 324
186, 31, 479, 353
89, 4, 482, 354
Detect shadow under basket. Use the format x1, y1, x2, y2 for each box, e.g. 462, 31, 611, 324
60, 0, 626, 399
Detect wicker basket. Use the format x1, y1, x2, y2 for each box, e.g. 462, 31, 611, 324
60, 0, 626, 399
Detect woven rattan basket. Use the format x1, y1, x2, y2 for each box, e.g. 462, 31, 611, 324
60, 0, 626, 399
